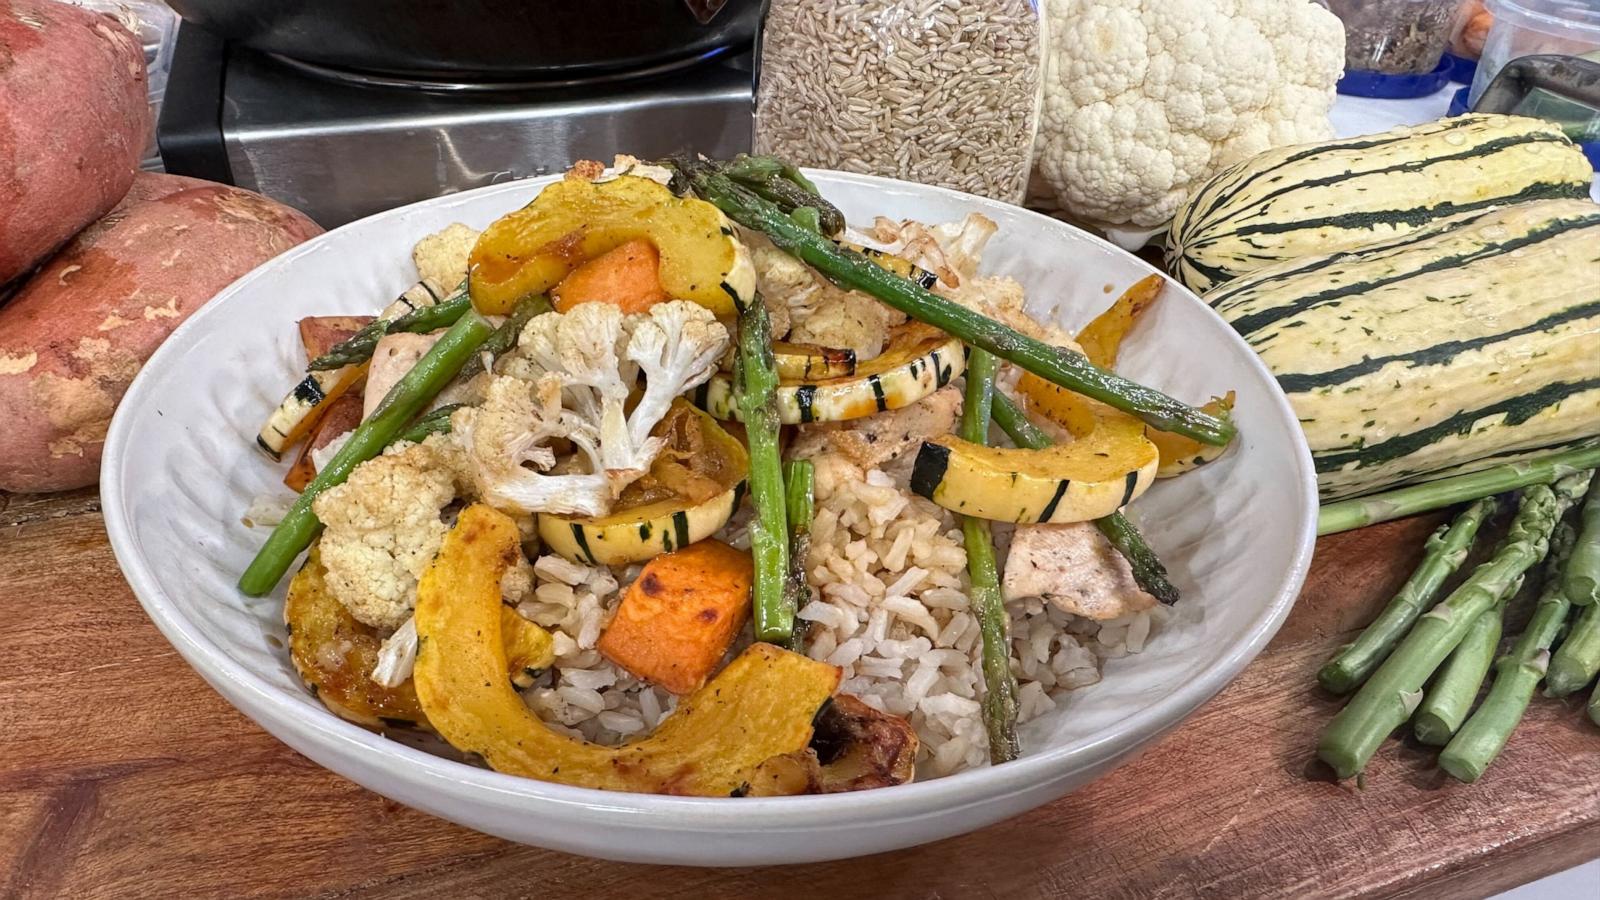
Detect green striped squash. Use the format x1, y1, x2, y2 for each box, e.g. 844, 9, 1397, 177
1167, 115, 1593, 294
1207, 198, 1600, 501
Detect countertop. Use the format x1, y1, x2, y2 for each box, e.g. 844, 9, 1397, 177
4, 491, 1597, 899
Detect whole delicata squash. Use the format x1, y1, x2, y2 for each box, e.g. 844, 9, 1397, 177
468, 174, 756, 317
413, 504, 842, 795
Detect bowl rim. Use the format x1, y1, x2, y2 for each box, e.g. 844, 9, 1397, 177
101, 169, 1318, 831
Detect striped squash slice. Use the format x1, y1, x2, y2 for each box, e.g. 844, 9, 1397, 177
256, 280, 446, 459
916, 368, 1159, 525
1208, 198, 1600, 500
910, 408, 1158, 524
1149, 393, 1236, 477
539, 402, 749, 565
771, 341, 856, 380
835, 240, 939, 288
1017, 277, 1235, 481
1167, 114, 1593, 293
696, 322, 964, 424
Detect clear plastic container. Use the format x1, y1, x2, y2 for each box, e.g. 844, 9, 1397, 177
1468, 0, 1600, 105
59, 0, 178, 169
754, 0, 1045, 203
1328, 0, 1468, 74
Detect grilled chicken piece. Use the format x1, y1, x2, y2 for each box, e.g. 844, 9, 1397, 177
746, 694, 919, 795
362, 331, 481, 422
1003, 522, 1156, 621
363, 332, 440, 420
788, 385, 961, 471
787, 289, 894, 362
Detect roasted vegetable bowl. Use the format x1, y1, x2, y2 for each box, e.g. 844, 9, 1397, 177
101, 162, 1317, 864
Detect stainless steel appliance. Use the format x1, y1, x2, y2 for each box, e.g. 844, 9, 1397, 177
157, 14, 755, 226
162, 0, 760, 79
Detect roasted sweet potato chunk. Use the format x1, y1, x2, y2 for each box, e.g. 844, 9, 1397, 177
598, 539, 754, 695
550, 237, 669, 314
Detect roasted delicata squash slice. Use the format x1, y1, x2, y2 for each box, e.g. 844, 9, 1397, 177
1049, 277, 1236, 478
539, 401, 749, 566
697, 322, 965, 424
286, 546, 427, 728
772, 341, 857, 380
1077, 274, 1164, 368
258, 362, 366, 461
414, 505, 842, 795
286, 546, 555, 726
911, 420, 1158, 524
1148, 392, 1237, 477
720, 341, 856, 381
835, 240, 939, 289
916, 372, 1159, 524
468, 174, 756, 317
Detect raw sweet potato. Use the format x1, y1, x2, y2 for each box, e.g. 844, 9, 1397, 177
598, 539, 754, 694
0, 175, 322, 492
550, 238, 669, 313
0, 0, 150, 284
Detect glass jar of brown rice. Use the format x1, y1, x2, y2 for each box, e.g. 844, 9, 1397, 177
754, 0, 1046, 204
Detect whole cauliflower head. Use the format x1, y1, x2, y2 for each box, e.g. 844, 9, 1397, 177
311, 436, 469, 630
1033, 0, 1344, 229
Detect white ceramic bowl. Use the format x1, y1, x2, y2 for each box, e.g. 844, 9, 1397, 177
102, 171, 1317, 866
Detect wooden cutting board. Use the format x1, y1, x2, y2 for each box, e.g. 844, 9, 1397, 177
2, 489, 1597, 899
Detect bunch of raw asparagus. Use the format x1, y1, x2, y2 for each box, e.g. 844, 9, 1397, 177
1316, 468, 1600, 783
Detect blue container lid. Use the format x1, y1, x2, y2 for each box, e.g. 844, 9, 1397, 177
1338, 56, 1454, 99
1442, 51, 1478, 85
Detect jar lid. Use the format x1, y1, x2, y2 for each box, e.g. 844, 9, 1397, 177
1338, 56, 1456, 98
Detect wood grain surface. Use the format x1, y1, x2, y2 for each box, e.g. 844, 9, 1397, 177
2, 493, 1597, 899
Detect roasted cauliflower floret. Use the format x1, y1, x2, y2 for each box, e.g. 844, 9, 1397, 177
311, 436, 469, 630
625, 301, 728, 450
412, 222, 481, 295
484, 300, 730, 513
455, 371, 612, 517
874, 213, 1079, 350
869, 213, 999, 287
